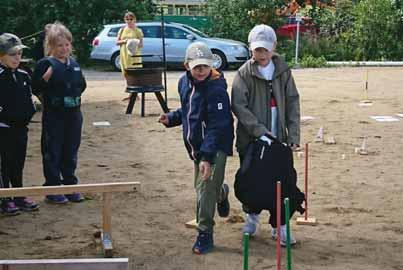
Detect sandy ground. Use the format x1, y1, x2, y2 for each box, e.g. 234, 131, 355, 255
1, 67, 403, 270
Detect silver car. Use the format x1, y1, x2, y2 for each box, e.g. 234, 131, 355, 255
90, 21, 249, 70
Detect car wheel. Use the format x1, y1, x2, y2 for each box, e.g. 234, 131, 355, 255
111, 52, 121, 71
211, 49, 227, 70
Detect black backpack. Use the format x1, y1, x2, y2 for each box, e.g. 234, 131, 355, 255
234, 139, 305, 216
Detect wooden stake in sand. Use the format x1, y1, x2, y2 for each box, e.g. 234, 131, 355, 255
361, 70, 373, 104
185, 219, 198, 229
297, 143, 318, 225
243, 233, 249, 270
276, 181, 282, 270
314, 127, 324, 142
355, 137, 368, 155
325, 136, 336, 145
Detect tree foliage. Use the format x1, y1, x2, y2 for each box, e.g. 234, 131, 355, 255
0, 0, 155, 63
351, 0, 402, 60
205, 0, 284, 42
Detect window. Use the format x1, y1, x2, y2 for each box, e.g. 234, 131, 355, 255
164, 26, 188, 39
107, 27, 122, 37
138, 26, 161, 38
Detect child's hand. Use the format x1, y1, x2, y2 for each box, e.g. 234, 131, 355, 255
199, 161, 211, 181
42, 66, 53, 82
158, 114, 169, 125
290, 143, 300, 151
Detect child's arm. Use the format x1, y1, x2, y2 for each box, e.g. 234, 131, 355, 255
159, 108, 183, 127
231, 72, 269, 138
31, 59, 51, 97
284, 71, 300, 146
200, 90, 232, 164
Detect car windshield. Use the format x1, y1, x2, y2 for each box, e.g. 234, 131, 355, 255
180, 24, 209, 38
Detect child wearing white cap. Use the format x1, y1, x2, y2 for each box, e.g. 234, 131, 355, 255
159, 41, 234, 254
231, 24, 301, 245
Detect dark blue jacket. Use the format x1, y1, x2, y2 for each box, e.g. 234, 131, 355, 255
32, 57, 86, 111
0, 64, 35, 127
167, 69, 234, 163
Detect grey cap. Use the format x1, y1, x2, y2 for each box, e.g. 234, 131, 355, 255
0, 33, 28, 55
248, 24, 277, 51
185, 41, 213, 69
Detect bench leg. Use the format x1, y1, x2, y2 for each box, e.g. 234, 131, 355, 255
154, 92, 169, 113
141, 93, 145, 117
102, 193, 113, 258
125, 93, 138, 114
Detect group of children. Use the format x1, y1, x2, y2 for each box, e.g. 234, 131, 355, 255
0, 22, 86, 215
159, 24, 301, 254
1, 21, 300, 255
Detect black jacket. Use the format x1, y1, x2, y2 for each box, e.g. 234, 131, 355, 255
32, 57, 86, 111
0, 64, 36, 127
234, 139, 305, 214
166, 69, 234, 163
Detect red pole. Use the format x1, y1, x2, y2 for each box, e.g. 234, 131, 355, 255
276, 181, 282, 270
304, 143, 309, 220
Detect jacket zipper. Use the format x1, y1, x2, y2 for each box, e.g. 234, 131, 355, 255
186, 85, 196, 160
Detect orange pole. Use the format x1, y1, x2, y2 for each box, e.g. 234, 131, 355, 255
304, 143, 308, 220
277, 181, 282, 270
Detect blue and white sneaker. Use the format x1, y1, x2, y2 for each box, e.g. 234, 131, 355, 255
192, 231, 214, 255
242, 214, 260, 236
271, 225, 297, 246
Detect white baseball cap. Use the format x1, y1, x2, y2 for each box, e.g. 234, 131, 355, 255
185, 41, 214, 69
248, 24, 277, 52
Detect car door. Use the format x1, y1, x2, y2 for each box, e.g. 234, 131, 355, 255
137, 25, 163, 63
163, 26, 193, 63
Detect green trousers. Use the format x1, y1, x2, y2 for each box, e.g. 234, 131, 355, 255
194, 151, 227, 232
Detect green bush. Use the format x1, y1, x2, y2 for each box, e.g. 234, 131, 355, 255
300, 55, 328, 68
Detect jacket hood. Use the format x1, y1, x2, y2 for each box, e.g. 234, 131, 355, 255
245, 53, 290, 80
186, 68, 227, 90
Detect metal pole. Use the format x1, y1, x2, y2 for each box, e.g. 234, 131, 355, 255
285, 198, 292, 270
276, 181, 282, 270
304, 143, 308, 220
295, 20, 300, 66
243, 233, 249, 270
161, 5, 168, 107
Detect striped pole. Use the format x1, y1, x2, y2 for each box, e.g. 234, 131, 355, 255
284, 198, 292, 270
304, 143, 309, 220
276, 181, 282, 270
243, 233, 249, 270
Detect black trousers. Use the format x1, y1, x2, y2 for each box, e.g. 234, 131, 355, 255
0, 126, 28, 192
41, 110, 82, 186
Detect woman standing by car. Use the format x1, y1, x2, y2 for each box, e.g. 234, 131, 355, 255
117, 12, 144, 73
117, 11, 144, 101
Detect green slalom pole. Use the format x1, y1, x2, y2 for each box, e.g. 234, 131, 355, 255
243, 233, 249, 270
284, 198, 292, 270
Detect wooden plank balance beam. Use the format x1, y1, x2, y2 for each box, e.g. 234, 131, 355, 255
0, 182, 140, 258
0, 258, 129, 270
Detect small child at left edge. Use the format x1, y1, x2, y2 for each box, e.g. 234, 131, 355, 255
0, 33, 38, 215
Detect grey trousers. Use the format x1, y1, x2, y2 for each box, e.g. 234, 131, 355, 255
194, 151, 227, 232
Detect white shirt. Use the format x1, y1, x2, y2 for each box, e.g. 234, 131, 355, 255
258, 61, 278, 137
258, 61, 275, 81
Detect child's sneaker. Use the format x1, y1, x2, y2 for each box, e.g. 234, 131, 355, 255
192, 231, 214, 255
242, 213, 260, 236
217, 183, 230, 217
1, 200, 20, 216
45, 194, 69, 204
271, 225, 297, 246
14, 197, 39, 211
65, 192, 84, 203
